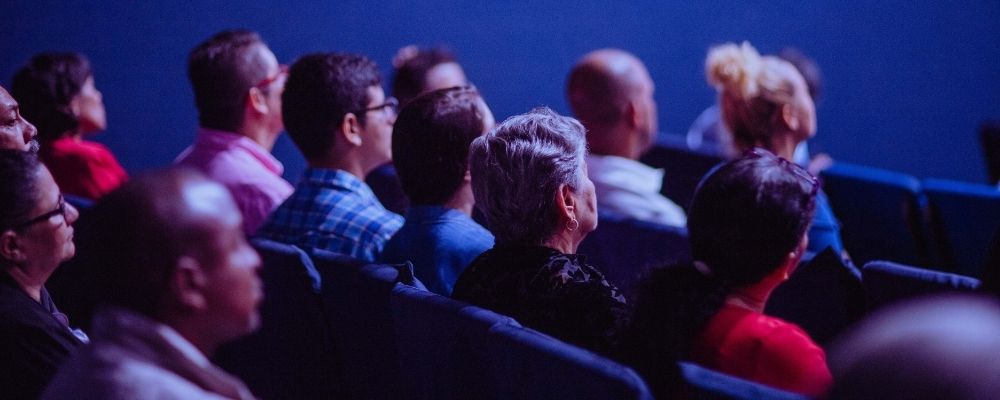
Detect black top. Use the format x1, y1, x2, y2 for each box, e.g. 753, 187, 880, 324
0, 273, 84, 400
452, 245, 629, 356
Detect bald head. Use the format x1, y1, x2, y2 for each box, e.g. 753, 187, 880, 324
566, 49, 658, 158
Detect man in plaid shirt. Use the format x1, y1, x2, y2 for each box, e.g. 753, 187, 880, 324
256, 53, 402, 262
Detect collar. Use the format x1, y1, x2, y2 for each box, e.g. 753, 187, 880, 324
585, 154, 664, 193
405, 205, 467, 222
301, 167, 377, 199
195, 127, 285, 175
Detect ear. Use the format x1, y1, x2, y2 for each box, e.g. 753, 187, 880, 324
246, 87, 270, 116
781, 234, 810, 278
462, 168, 472, 183
69, 95, 82, 118
0, 231, 26, 263
339, 112, 363, 148
780, 103, 800, 132
625, 100, 641, 129
170, 256, 209, 312
554, 183, 578, 222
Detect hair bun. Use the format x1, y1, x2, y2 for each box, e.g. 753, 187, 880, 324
706, 41, 763, 99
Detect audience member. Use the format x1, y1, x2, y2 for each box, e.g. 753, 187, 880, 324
380, 86, 495, 295
828, 295, 1000, 399
452, 107, 628, 356
0, 150, 85, 400
567, 49, 686, 227
705, 41, 844, 255
174, 29, 292, 235
42, 168, 260, 399
368, 46, 469, 215
0, 84, 40, 152
257, 53, 403, 262
12, 52, 128, 200
619, 149, 830, 398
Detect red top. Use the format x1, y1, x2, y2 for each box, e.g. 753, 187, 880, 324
690, 304, 832, 397
40, 137, 128, 200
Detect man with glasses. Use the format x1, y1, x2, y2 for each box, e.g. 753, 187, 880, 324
257, 53, 402, 262
175, 30, 292, 235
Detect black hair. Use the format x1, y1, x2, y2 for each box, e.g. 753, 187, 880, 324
0, 149, 42, 232
392, 86, 485, 205
11, 52, 92, 141
392, 47, 457, 106
187, 29, 270, 132
618, 149, 817, 398
282, 52, 381, 161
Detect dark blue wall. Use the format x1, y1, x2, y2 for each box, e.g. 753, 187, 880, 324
3, 1, 998, 183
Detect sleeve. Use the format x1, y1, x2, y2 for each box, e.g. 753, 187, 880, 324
554, 272, 631, 356
229, 183, 281, 236
45, 144, 127, 200
756, 323, 833, 397
0, 322, 79, 399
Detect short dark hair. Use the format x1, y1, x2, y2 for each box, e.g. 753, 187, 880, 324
392, 47, 457, 106
0, 150, 42, 232
282, 53, 381, 160
393, 86, 486, 205
11, 52, 92, 141
187, 30, 270, 132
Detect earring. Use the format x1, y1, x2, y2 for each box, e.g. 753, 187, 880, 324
566, 218, 579, 232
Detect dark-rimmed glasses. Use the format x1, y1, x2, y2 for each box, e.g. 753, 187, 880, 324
13, 196, 67, 230
744, 147, 820, 197
254, 64, 289, 89
352, 97, 399, 117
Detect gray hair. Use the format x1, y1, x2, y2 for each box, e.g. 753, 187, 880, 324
469, 106, 588, 245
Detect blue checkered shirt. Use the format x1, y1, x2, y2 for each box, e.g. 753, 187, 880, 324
256, 168, 404, 262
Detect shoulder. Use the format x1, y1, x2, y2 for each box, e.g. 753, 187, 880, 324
46, 351, 220, 400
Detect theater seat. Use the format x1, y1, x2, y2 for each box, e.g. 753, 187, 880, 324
678, 362, 809, 400
820, 162, 930, 267
214, 238, 341, 400
862, 260, 981, 311
639, 134, 726, 211
981, 121, 1000, 184
483, 323, 654, 400
924, 178, 1000, 277
577, 213, 690, 297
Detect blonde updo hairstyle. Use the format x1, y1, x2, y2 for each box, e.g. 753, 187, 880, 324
706, 41, 803, 152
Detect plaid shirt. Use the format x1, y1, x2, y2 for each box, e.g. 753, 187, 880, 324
256, 168, 403, 262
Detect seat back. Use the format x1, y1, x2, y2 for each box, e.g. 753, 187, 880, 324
639, 134, 726, 211
980, 121, 1000, 184
577, 213, 690, 297
390, 284, 517, 399
214, 238, 340, 399
483, 323, 654, 400
767, 248, 866, 346
820, 162, 929, 267
862, 260, 981, 311
678, 362, 809, 400
923, 178, 1000, 277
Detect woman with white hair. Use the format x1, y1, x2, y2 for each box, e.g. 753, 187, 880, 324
452, 107, 628, 356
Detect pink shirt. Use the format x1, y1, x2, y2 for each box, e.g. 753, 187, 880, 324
175, 128, 293, 235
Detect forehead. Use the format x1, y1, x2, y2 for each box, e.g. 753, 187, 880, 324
0, 87, 15, 112
366, 85, 385, 105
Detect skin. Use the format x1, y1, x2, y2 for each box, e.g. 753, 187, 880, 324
423, 62, 468, 93
240, 44, 286, 151
543, 162, 599, 254
443, 97, 495, 217
320, 85, 397, 180
0, 86, 40, 152
71, 76, 107, 137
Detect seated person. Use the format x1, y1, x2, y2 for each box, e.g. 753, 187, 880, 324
42, 168, 259, 399
368, 46, 470, 215
619, 149, 832, 398
0, 150, 86, 400
566, 49, 686, 227
380, 86, 495, 295
0, 84, 40, 152
705, 41, 844, 255
257, 53, 402, 262
452, 107, 628, 356
12, 52, 128, 200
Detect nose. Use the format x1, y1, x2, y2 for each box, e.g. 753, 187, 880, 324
64, 203, 80, 225
23, 118, 37, 143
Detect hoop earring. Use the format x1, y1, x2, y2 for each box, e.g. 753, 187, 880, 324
566, 218, 579, 232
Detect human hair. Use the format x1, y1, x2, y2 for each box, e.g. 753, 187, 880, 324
0, 149, 42, 232
777, 48, 823, 102
618, 149, 817, 398
469, 106, 587, 245
392, 46, 457, 106
282, 52, 381, 161
706, 41, 803, 151
11, 52, 92, 141
392, 86, 486, 205
187, 29, 271, 132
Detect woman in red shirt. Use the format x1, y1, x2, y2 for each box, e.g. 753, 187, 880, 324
620, 148, 831, 398
12, 52, 127, 200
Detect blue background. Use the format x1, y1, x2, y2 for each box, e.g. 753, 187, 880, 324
3, 1, 998, 183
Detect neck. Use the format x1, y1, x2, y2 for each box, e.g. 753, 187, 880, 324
309, 154, 366, 180
164, 317, 219, 358
587, 124, 640, 160
769, 132, 799, 161
4, 266, 45, 302
725, 270, 787, 313
237, 123, 278, 152
543, 230, 578, 254
442, 183, 475, 216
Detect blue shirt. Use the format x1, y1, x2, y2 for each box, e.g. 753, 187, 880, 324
380, 206, 494, 295
257, 168, 403, 262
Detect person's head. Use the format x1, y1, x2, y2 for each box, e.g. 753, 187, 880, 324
188, 30, 285, 136
11, 52, 105, 141
85, 168, 261, 353
706, 42, 816, 152
777, 48, 823, 104
0, 85, 40, 152
469, 107, 596, 249
392, 46, 467, 106
0, 150, 79, 281
567, 48, 658, 158
282, 52, 395, 176
393, 85, 494, 206
828, 295, 1000, 399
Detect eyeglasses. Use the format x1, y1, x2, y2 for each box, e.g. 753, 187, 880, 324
13, 196, 67, 230
352, 97, 399, 117
744, 147, 820, 196
254, 64, 289, 89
